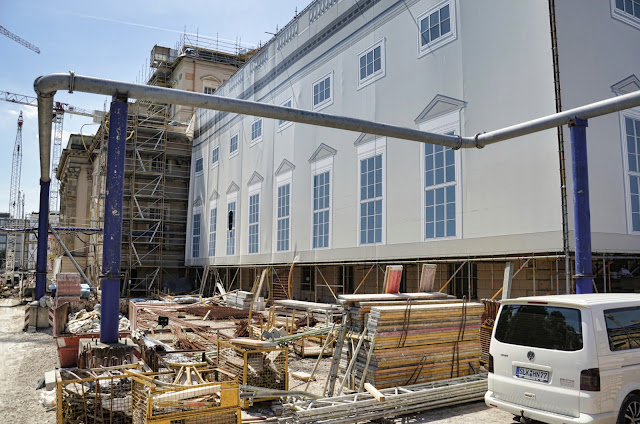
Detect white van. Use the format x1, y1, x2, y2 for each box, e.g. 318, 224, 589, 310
485, 294, 640, 424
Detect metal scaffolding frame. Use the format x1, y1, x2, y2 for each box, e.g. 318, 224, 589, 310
86, 101, 191, 295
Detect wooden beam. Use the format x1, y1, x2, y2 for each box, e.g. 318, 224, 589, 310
438, 261, 466, 293
317, 267, 338, 301
364, 383, 385, 402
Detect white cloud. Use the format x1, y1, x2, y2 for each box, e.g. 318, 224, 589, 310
22, 107, 38, 121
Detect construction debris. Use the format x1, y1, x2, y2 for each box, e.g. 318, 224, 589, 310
65, 305, 130, 334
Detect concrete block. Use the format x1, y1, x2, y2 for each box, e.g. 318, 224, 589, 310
44, 370, 57, 391
27, 302, 52, 329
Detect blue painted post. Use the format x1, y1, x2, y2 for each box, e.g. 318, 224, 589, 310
569, 117, 593, 294
34, 180, 50, 300
100, 95, 128, 344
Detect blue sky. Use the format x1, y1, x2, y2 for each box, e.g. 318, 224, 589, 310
0, 0, 311, 215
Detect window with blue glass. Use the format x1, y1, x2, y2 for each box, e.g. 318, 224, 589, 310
313, 171, 330, 248
248, 193, 260, 254
312, 74, 332, 109
417, 1, 455, 56
192, 213, 201, 258
358, 43, 384, 84
277, 183, 291, 251
615, 0, 640, 20
208, 207, 217, 257
211, 146, 219, 167
424, 132, 456, 239
226, 201, 236, 255
230, 133, 239, 156
279, 99, 293, 129
625, 116, 640, 232
420, 3, 450, 46
194, 157, 203, 174
360, 154, 383, 244
251, 119, 262, 144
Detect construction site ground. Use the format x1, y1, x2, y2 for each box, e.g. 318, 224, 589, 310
0, 295, 513, 424
0, 298, 56, 424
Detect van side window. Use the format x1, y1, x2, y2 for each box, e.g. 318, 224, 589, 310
604, 306, 640, 351
494, 305, 583, 351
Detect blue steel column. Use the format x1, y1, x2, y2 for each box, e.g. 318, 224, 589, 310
569, 117, 593, 294
34, 180, 50, 300
100, 95, 128, 343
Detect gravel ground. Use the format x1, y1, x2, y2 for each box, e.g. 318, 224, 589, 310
0, 298, 57, 424
287, 351, 333, 396
393, 401, 514, 423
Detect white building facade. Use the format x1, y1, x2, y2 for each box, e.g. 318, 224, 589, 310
185, 0, 640, 301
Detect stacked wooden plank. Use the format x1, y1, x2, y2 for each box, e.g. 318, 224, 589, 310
346, 299, 461, 331
280, 374, 488, 424
274, 299, 342, 325
225, 291, 254, 309
353, 302, 483, 389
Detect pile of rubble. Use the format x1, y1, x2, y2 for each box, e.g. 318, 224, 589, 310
66, 304, 130, 334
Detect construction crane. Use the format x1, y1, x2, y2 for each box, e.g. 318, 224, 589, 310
0, 25, 40, 54
1, 90, 105, 212
9, 112, 23, 218
5, 112, 24, 283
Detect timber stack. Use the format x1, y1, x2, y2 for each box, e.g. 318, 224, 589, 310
336, 294, 483, 390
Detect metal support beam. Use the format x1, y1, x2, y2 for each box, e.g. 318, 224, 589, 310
100, 95, 128, 343
50, 226, 93, 288
569, 118, 593, 294
34, 180, 50, 300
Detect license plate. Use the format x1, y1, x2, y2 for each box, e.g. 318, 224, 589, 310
516, 366, 549, 383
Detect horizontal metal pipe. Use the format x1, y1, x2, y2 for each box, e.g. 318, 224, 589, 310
33, 73, 464, 156
34, 73, 640, 156
475, 90, 640, 146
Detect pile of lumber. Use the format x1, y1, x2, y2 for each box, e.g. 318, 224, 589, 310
350, 301, 483, 389
281, 374, 488, 424
274, 299, 342, 326
340, 293, 459, 332
225, 291, 254, 309
177, 304, 250, 320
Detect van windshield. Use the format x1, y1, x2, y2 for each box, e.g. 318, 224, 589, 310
495, 304, 583, 351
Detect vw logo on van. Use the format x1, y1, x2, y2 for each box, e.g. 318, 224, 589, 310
527, 351, 535, 361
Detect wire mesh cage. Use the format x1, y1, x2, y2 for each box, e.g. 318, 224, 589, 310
57, 366, 137, 424
56, 365, 240, 424
216, 341, 288, 391
130, 375, 240, 424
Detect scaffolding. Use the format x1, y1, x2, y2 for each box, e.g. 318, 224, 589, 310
199, 253, 640, 304
141, 34, 255, 86
86, 100, 191, 295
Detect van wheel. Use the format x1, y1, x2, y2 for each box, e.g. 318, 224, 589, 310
618, 394, 640, 424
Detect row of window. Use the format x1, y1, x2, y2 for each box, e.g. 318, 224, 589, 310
192, 113, 639, 259
197, 0, 457, 169
191, 134, 460, 258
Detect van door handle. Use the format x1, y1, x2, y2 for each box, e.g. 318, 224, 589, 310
524, 392, 536, 400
